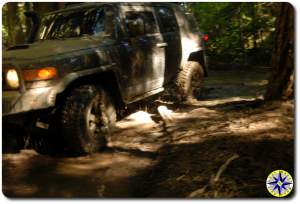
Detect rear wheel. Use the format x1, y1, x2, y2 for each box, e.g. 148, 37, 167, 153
176, 61, 204, 101
61, 85, 116, 155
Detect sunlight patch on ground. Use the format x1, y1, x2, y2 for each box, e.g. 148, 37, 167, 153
191, 96, 262, 107
110, 110, 162, 152
56, 153, 153, 177
171, 131, 206, 145
227, 117, 283, 135
127, 111, 154, 123
157, 105, 174, 123
2, 184, 38, 197
108, 141, 163, 152
3, 149, 39, 162
186, 107, 218, 118
116, 111, 157, 130
243, 80, 268, 86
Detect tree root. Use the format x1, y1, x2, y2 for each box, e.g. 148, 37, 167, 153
187, 153, 240, 198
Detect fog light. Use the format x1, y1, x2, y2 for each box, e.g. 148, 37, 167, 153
6, 69, 20, 89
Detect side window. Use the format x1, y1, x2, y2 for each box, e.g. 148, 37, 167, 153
92, 7, 116, 37
125, 11, 158, 34
83, 9, 105, 35
156, 7, 179, 33
93, 10, 105, 35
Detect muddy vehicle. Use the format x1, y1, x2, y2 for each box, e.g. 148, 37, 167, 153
3, 3, 208, 154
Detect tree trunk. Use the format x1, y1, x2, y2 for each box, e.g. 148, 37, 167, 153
6, 2, 18, 46
264, 3, 294, 100
6, 2, 28, 45
57, 2, 66, 10
24, 2, 33, 37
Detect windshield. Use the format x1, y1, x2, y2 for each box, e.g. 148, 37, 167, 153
37, 8, 115, 40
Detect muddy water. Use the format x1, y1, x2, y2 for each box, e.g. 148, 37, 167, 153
3, 149, 156, 197
3, 68, 293, 198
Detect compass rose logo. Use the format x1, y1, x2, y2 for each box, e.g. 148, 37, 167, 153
266, 170, 293, 197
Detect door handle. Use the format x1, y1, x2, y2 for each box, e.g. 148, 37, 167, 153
156, 42, 168, 48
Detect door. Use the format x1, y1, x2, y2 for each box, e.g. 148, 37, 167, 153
119, 6, 166, 101
155, 6, 182, 84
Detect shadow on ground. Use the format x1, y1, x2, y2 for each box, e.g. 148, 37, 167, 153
2, 68, 294, 198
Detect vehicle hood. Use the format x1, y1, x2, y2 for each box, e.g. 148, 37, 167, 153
3, 36, 102, 61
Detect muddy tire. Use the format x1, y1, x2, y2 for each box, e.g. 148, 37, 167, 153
61, 85, 116, 155
176, 61, 204, 101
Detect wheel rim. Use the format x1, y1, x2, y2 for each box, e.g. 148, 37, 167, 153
86, 97, 104, 140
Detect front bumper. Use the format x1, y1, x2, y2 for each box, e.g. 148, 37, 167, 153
2, 87, 56, 116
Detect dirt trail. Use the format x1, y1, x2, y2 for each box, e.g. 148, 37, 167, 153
2, 68, 294, 198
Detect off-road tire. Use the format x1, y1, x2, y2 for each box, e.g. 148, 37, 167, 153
176, 61, 204, 101
61, 85, 116, 155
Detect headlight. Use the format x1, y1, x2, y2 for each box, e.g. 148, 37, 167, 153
6, 69, 20, 89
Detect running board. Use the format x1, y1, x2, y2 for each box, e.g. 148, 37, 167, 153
126, 87, 164, 104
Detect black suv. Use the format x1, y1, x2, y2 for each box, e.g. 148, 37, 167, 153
3, 3, 208, 154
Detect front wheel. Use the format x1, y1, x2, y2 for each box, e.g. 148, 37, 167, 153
61, 85, 116, 155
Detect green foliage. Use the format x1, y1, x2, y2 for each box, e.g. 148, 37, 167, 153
188, 2, 278, 66
2, 4, 8, 46
2, 2, 61, 46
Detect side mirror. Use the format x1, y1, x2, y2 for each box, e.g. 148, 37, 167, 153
127, 17, 145, 37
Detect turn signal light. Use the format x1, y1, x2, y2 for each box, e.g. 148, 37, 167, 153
23, 67, 57, 81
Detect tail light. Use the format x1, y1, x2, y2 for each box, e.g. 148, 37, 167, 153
202, 34, 209, 42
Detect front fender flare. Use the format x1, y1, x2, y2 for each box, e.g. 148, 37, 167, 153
2, 64, 122, 116
50, 64, 123, 104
